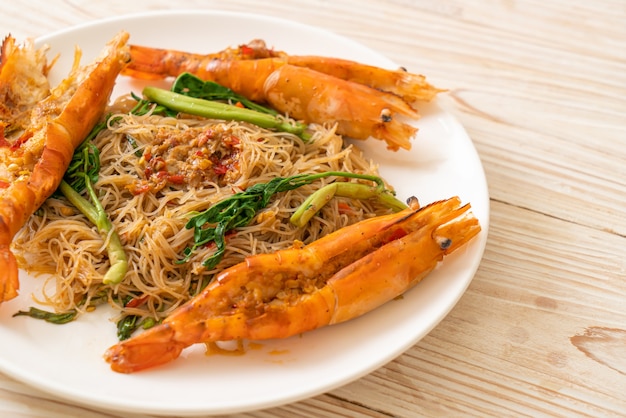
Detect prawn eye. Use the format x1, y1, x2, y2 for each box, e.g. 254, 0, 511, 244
380, 108, 392, 123
436, 236, 452, 250
406, 196, 420, 209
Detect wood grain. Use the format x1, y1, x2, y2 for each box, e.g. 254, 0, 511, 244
0, 0, 625, 417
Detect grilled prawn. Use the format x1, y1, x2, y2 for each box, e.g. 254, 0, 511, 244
0, 31, 129, 302
122, 39, 442, 151
104, 196, 481, 373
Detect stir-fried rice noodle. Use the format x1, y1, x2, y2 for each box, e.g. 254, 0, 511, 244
13, 94, 397, 325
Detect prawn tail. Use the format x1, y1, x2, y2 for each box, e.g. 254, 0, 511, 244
123, 44, 217, 80
104, 324, 186, 373
0, 207, 21, 302
0, 184, 36, 303
123, 44, 177, 79
0, 245, 19, 302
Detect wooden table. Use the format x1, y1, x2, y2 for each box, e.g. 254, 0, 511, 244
1, 1, 624, 416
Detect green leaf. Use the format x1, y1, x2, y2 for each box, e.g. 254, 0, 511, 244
116, 315, 139, 341
13, 307, 77, 324
116, 314, 159, 340
180, 171, 406, 269
171, 72, 277, 115
129, 91, 178, 117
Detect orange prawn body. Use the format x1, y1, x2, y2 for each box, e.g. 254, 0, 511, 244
263, 64, 420, 149
278, 55, 442, 103
104, 197, 481, 373
123, 40, 443, 151
0, 32, 129, 302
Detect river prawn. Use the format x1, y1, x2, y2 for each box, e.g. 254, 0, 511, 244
122, 39, 443, 151
104, 196, 481, 373
0, 31, 130, 302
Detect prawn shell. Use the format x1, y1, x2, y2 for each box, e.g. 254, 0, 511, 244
283, 55, 443, 103
263, 64, 419, 150
0, 31, 130, 302
104, 197, 481, 373
203, 58, 281, 102
328, 199, 478, 323
104, 324, 184, 374
122, 41, 442, 150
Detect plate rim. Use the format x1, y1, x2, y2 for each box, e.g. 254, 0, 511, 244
0, 9, 490, 416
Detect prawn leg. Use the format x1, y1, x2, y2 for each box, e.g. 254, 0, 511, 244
104, 197, 481, 373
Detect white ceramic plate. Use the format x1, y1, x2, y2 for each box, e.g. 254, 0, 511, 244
0, 10, 489, 416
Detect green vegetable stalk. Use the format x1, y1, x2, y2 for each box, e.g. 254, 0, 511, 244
60, 116, 128, 285
181, 171, 406, 269
171, 72, 278, 115
142, 86, 312, 141
58, 180, 127, 285
290, 180, 408, 227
